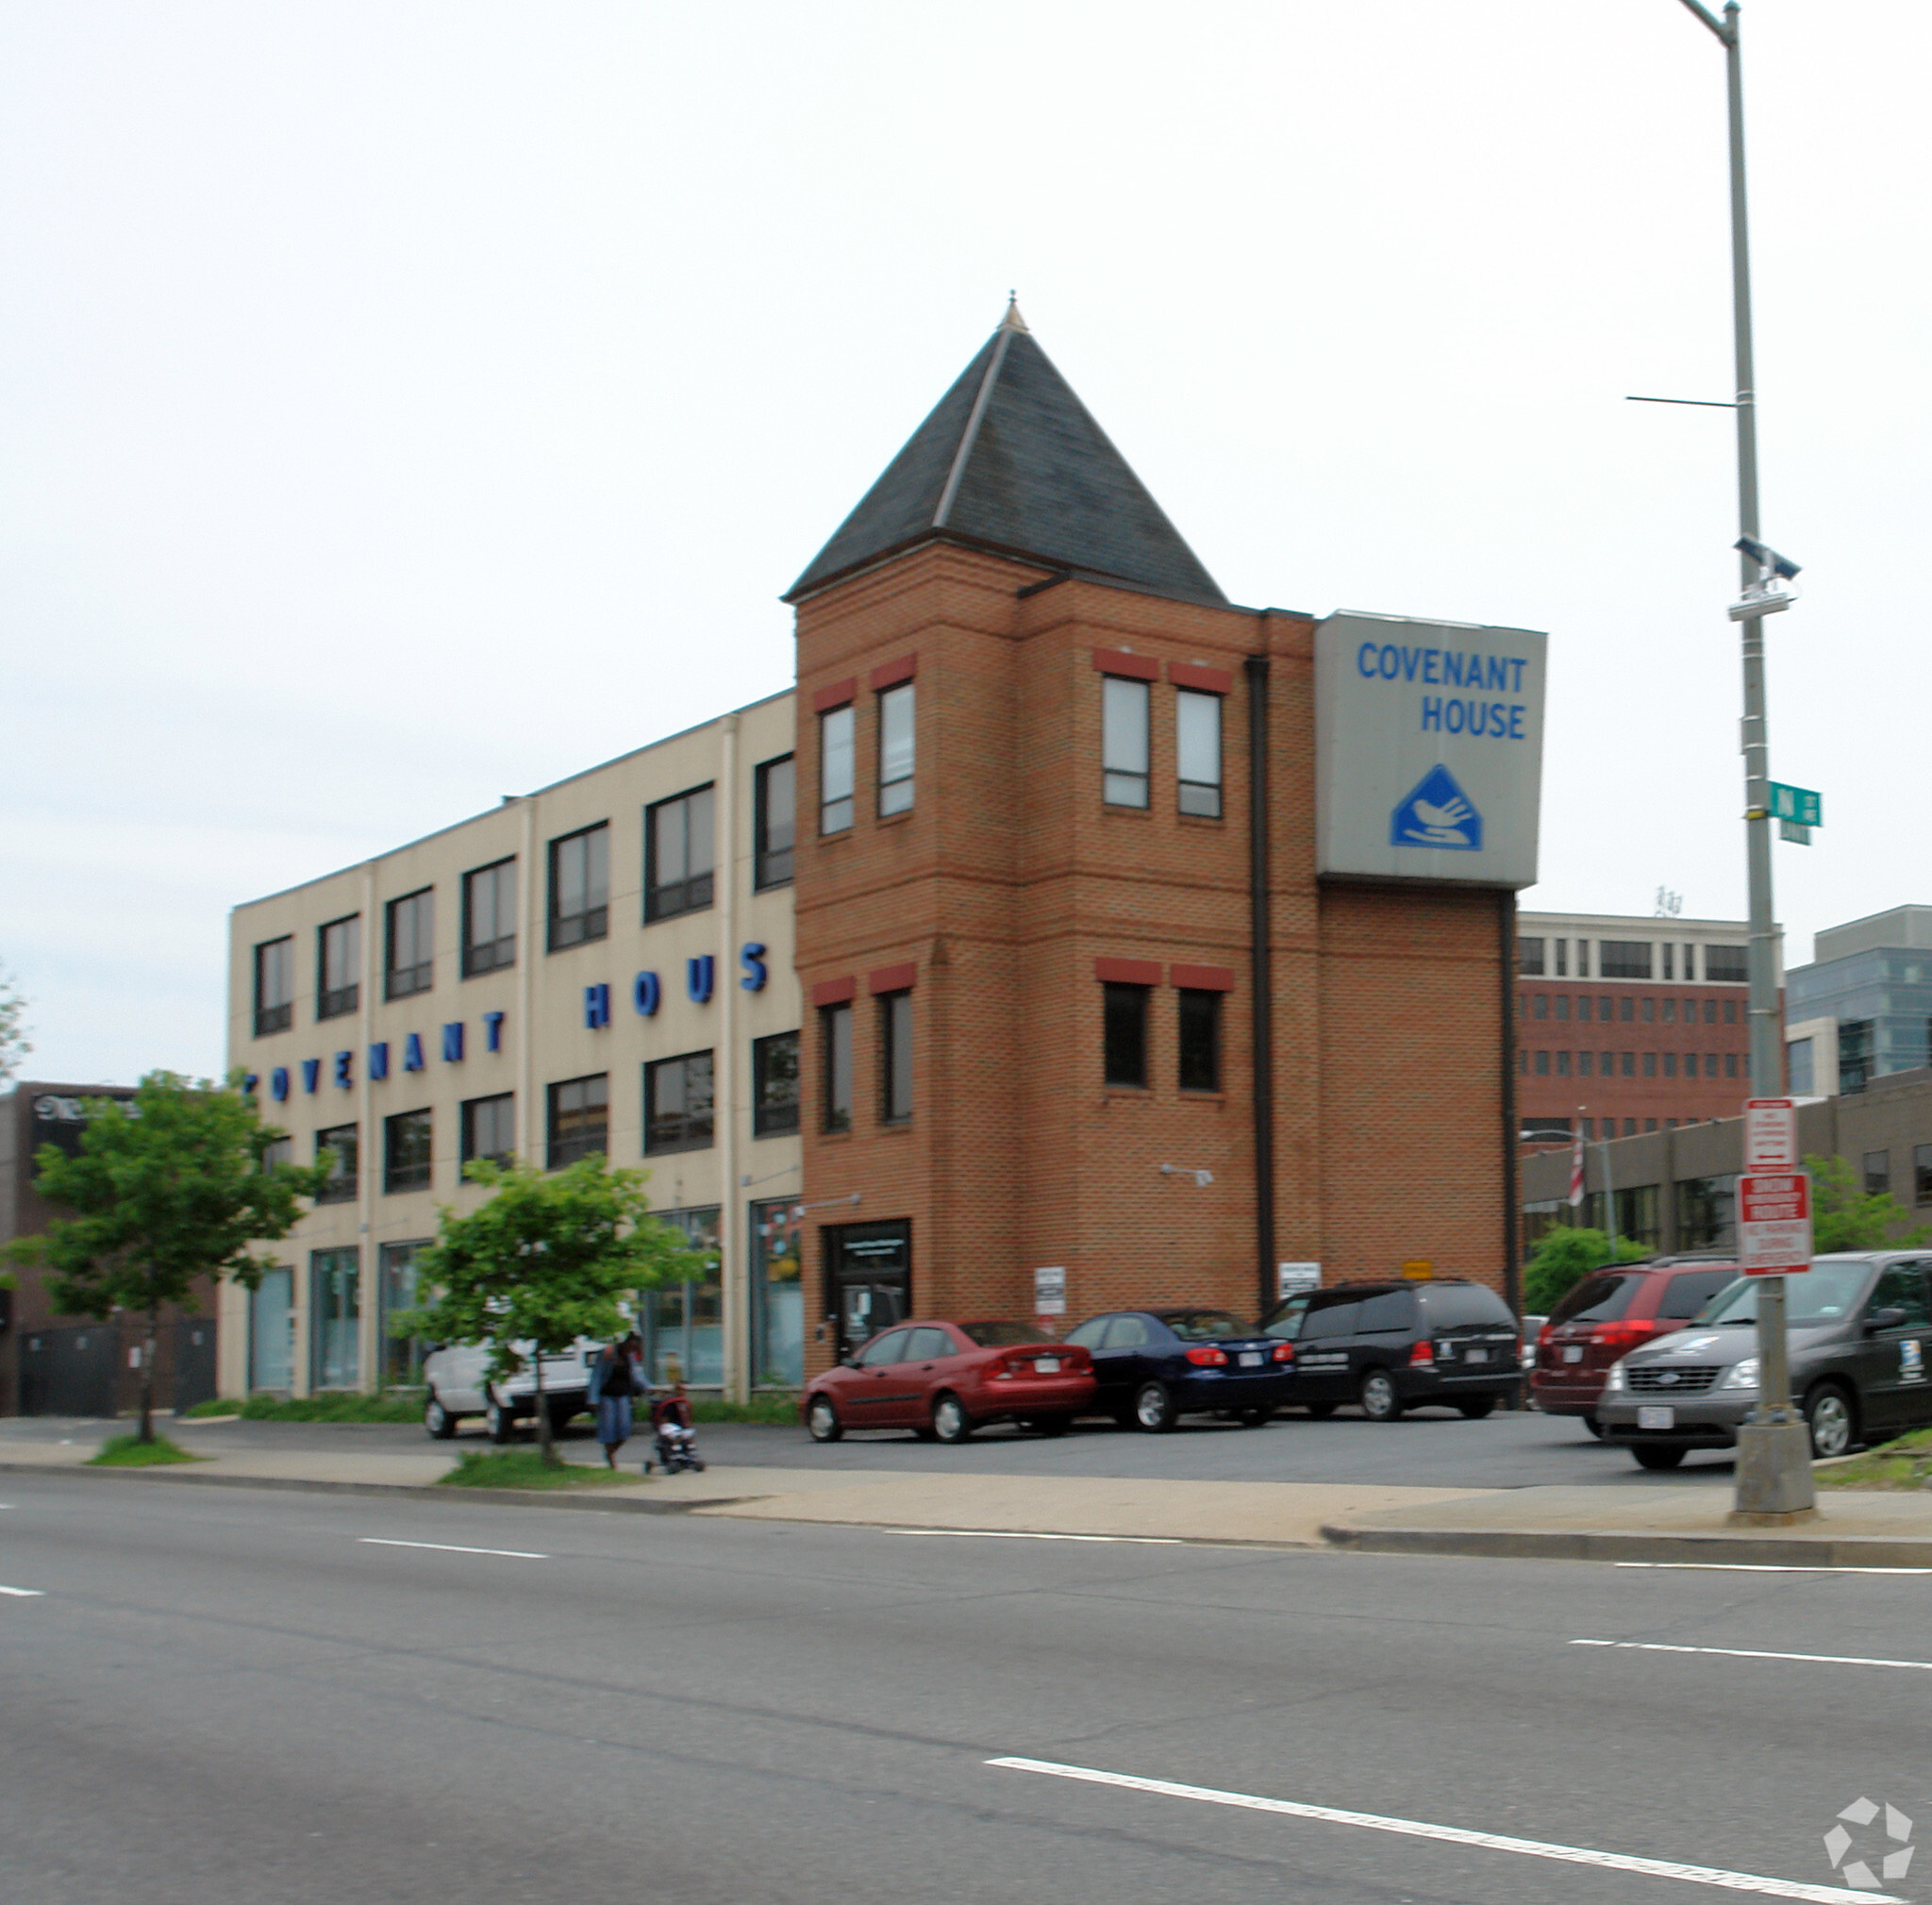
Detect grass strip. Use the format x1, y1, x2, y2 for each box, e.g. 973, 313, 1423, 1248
236, 1391, 425, 1424
1819, 1425, 1932, 1491
90, 1433, 203, 1467
437, 1448, 641, 1491
689, 1394, 799, 1426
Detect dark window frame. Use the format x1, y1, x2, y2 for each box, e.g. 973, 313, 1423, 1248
1599, 940, 1654, 981
1174, 688, 1223, 818
754, 754, 796, 890
820, 704, 855, 835
876, 681, 915, 817
461, 858, 517, 978
821, 1001, 853, 1133
460, 1093, 515, 1169
643, 1050, 716, 1156
254, 935, 294, 1037
384, 888, 435, 1002
879, 990, 912, 1124
644, 784, 717, 924
547, 824, 610, 952
1177, 988, 1222, 1092
315, 1123, 358, 1204
382, 1108, 433, 1195
1104, 982, 1150, 1088
1101, 676, 1151, 809
752, 1029, 801, 1137
546, 1073, 609, 1169
317, 915, 360, 1021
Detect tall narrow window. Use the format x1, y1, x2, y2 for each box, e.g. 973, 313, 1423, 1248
461, 1093, 515, 1168
462, 858, 516, 978
879, 991, 912, 1123
755, 755, 795, 889
820, 705, 855, 834
548, 824, 608, 950
547, 1073, 608, 1168
315, 1124, 358, 1204
644, 1051, 715, 1155
309, 1249, 360, 1391
1175, 690, 1222, 817
1554, 939, 1568, 978
317, 916, 360, 1020
877, 682, 915, 816
383, 1109, 433, 1193
254, 936, 293, 1036
1103, 983, 1150, 1087
1102, 677, 1150, 808
385, 889, 434, 1000
1177, 989, 1221, 1091
1661, 944, 1674, 980
752, 1030, 800, 1136
645, 786, 715, 922
821, 1002, 853, 1132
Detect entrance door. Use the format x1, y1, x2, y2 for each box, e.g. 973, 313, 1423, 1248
250, 1267, 294, 1393
826, 1221, 911, 1363
18, 1325, 119, 1417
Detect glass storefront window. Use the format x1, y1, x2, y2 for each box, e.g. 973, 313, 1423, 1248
647, 1207, 723, 1387
310, 1248, 360, 1391
250, 1266, 293, 1392
752, 1197, 804, 1387
379, 1240, 431, 1388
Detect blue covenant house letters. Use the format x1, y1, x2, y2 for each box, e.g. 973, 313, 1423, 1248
1391, 764, 1483, 851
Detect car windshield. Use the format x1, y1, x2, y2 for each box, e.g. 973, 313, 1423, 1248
1158, 1310, 1247, 1341
1699, 1258, 1870, 1328
1548, 1272, 1644, 1327
958, 1320, 1044, 1347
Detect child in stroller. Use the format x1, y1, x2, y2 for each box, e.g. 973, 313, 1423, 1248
643, 1384, 704, 1475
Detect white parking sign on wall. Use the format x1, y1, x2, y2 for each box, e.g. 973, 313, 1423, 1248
1315, 612, 1548, 888
1033, 1266, 1067, 1315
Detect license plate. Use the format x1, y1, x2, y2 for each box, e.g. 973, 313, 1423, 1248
1563, 1345, 1584, 1364
1637, 1405, 1675, 1430
1035, 1358, 1060, 1374
1239, 1352, 1263, 1367
1464, 1347, 1488, 1364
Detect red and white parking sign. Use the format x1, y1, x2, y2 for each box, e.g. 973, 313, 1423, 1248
1738, 1171, 1812, 1276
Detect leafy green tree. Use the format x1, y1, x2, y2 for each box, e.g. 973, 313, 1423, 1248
1523, 1225, 1650, 1314
0, 963, 29, 1082
1806, 1153, 1930, 1253
398, 1156, 706, 1465
7, 1071, 328, 1443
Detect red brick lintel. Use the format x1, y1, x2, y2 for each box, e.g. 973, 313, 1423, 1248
1171, 963, 1237, 992
811, 679, 858, 714
810, 976, 857, 1007
1169, 661, 1234, 694
869, 653, 917, 692
1094, 957, 1162, 986
1091, 648, 1159, 681
868, 961, 918, 994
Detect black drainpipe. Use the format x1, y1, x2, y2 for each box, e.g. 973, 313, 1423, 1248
1499, 888, 1523, 1322
1244, 651, 1276, 1322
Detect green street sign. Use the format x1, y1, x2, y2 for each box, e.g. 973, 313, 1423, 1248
1769, 782, 1822, 827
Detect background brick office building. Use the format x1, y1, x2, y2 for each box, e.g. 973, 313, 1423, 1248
784, 305, 1530, 1370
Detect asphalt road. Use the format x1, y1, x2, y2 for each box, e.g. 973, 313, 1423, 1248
0, 1404, 1736, 1489
1, 1470, 1922, 1905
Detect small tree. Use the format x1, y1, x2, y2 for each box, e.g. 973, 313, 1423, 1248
7, 1071, 328, 1442
1806, 1153, 1930, 1253
399, 1156, 705, 1465
0, 964, 29, 1082
1523, 1225, 1651, 1315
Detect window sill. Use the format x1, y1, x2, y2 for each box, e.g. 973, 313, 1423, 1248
1175, 811, 1225, 827
818, 1128, 853, 1143
1101, 804, 1153, 820
878, 1117, 913, 1132
1101, 1085, 1152, 1099
875, 809, 914, 828
1177, 1090, 1227, 1103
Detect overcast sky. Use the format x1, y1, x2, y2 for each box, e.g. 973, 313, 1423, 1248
4, 1, 1926, 1087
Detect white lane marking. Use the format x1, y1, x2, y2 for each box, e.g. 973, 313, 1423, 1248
0, 1585, 45, 1597
988, 1757, 1898, 1903
1575, 1637, 1932, 1673
1616, 1562, 1932, 1575
881, 1528, 1182, 1545
358, 1538, 547, 1560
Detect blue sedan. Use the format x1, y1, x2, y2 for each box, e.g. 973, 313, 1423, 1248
1060, 1308, 1297, 1431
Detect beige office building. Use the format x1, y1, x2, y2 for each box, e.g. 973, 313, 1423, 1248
222, 692, 804, 1403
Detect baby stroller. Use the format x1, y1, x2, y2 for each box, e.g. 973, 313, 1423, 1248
643, 1392, 704, 1475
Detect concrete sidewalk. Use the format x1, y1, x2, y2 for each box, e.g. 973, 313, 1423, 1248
8, 1424, 1930, 1562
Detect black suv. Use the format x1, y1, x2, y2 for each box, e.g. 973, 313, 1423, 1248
1261, 1279, 1522, 1420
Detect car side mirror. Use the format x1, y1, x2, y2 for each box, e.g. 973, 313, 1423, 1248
1866, 1307, 1908, 1332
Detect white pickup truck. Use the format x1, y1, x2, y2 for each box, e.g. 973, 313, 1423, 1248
421, 1338, 602, 1442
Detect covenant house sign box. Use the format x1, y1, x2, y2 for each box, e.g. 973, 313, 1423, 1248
1314, 611, 1548, 889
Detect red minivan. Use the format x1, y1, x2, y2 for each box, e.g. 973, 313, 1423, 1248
1532, 1257, 1740, 1434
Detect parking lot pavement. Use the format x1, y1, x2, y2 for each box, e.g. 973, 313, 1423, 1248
0, 1404, 1733, 1490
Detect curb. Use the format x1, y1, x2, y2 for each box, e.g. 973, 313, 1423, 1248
1319, 1521, 1932, 1567
0, 1461, 756, 1517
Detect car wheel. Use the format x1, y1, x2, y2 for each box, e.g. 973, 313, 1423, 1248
806, 1395, 842, 1443
486, 1395, 516, 1444
424, 1393, 458, 1440
1357, 1369, 1402, 1422
1805, 1382, 1857, 1460
1632, 1444, 1687, 1470
932, 1393, 974, 1444
1236, 1407, 1272, 1428
1583, 1414, 1606, 1439
1134, 1381, 1177, 1433
1023, 1414, 1071, 1437
1457, 1396, 1496, 1420
1304, 1402, 1338, 1420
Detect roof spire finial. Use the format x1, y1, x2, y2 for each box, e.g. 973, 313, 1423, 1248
1001, 291, 1029, 334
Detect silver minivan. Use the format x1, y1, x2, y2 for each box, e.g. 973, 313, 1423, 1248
1598, 1252, 1932, 1468
422, 1338, 599, 1442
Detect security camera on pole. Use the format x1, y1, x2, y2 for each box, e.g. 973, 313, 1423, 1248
1672, 0, 1816, 1521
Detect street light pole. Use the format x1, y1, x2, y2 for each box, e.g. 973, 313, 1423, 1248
1674, 0, 1814, 1519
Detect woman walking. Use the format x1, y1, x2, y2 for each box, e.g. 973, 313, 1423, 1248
590, 1332, 646, 1468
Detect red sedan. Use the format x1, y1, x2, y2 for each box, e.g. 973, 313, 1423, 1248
803, 1319, 1096, 1444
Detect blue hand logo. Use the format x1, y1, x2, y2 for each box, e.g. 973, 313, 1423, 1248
1391, 765, 1483, 851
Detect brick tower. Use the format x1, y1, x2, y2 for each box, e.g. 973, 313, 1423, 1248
785, 302, 1512, 1371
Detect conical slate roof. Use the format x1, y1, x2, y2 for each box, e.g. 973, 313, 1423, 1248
785, 303, 1225, 607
